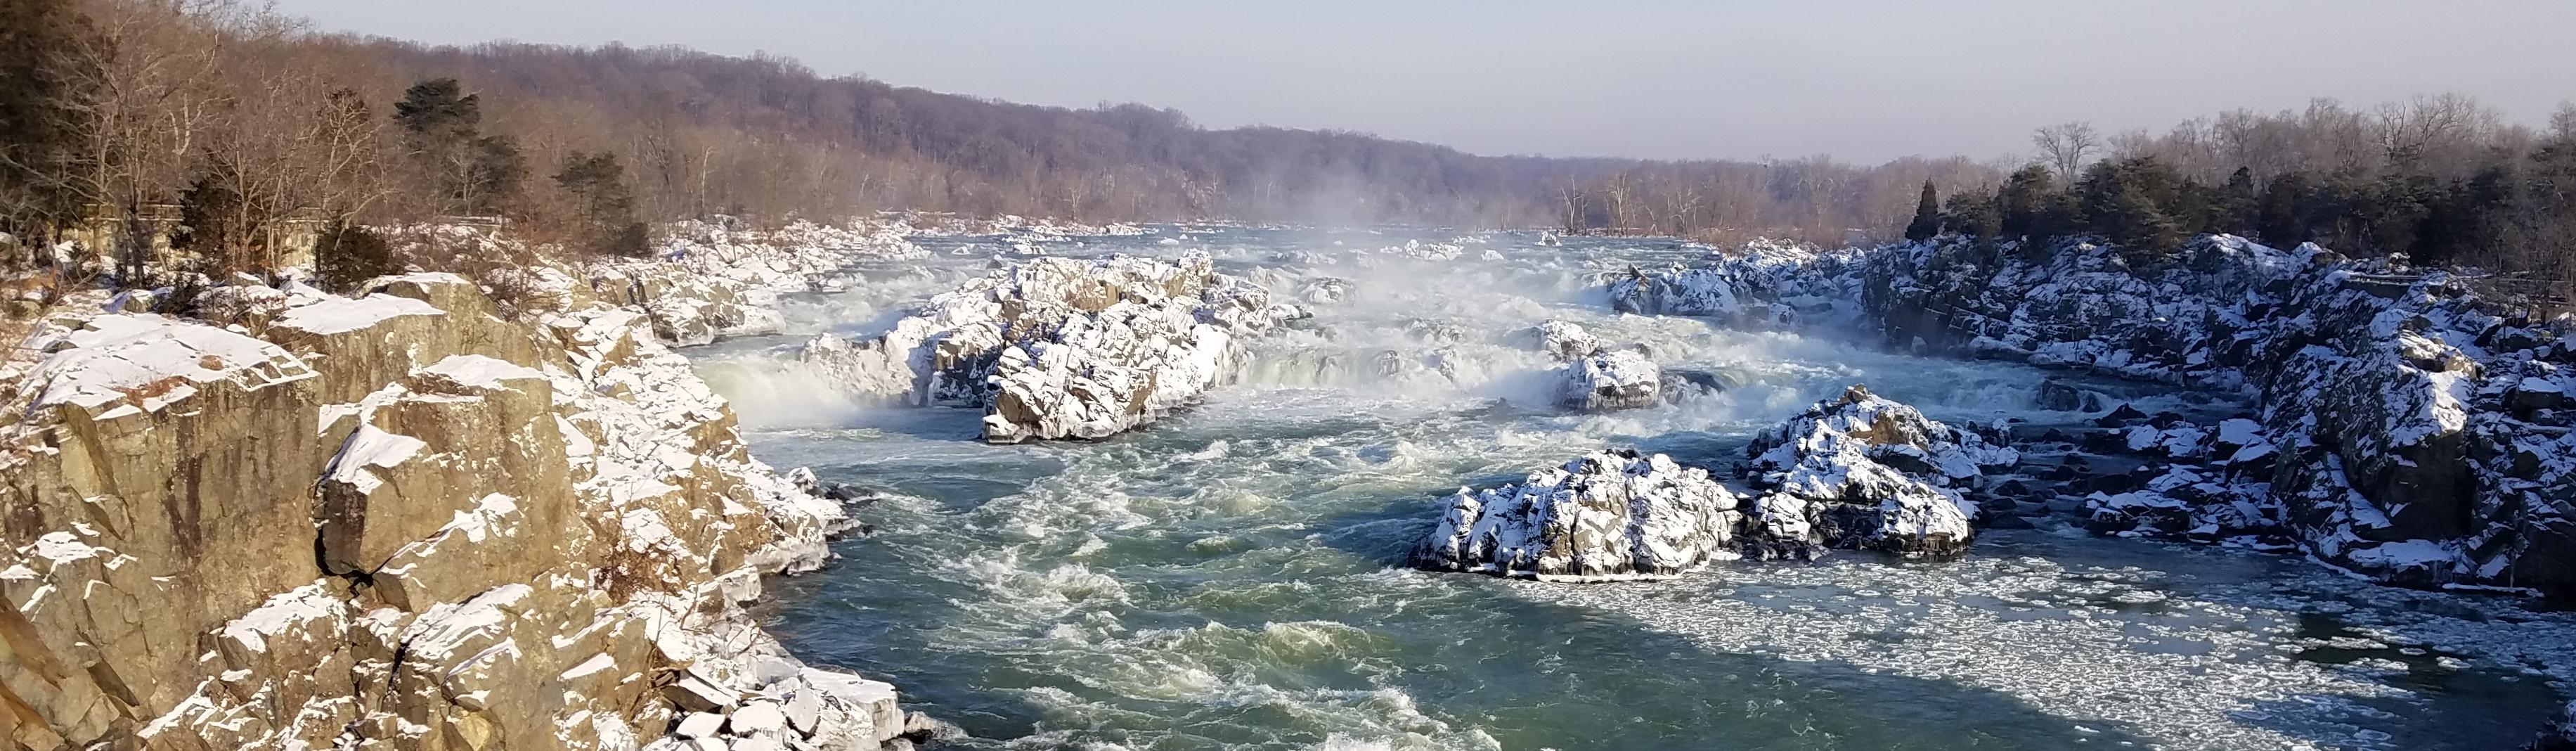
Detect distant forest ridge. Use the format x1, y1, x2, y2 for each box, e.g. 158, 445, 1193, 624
1, 1, 2570, 281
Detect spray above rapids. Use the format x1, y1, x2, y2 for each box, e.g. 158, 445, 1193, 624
693, 226, 2575, 751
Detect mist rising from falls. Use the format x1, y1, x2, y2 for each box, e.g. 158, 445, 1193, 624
684, 226, 2565, 751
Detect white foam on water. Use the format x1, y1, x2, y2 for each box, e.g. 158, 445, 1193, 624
706, 226, 2568, 751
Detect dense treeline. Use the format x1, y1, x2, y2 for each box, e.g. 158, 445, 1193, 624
1893, 101, 2576, 283
0, 0, 2568, 291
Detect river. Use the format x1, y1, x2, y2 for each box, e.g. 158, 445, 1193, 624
692, 227, 2572, 750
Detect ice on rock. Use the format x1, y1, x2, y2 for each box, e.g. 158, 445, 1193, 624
798, 252, 1303, 442
1414, 450, 1746, 581
1554, 349, 1661, 411
1527, 319, 1600, 363
1738, 385, 2017, 559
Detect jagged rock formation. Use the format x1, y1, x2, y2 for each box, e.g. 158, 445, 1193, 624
585, 220, 926, 346
1605, 240, 1862, 328
0, 274, 917, 750
1865, 236, 2576, 594
798, 252, 1304, 443
1737, 385, 2019, 559
1416, 387, 2013, 579
1414, 450, 1746, 580
1553, 349, 1661, 411
1617, 233, 2576, 596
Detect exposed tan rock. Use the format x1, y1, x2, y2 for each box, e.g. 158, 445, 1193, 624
0, 272, 891, 750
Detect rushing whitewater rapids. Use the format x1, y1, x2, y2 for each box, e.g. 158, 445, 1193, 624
692, 228, 2573, 750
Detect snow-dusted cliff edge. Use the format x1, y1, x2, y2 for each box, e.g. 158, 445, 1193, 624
0, 269, 927, 749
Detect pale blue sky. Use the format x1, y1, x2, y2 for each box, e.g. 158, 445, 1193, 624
273, 1, 2576, 162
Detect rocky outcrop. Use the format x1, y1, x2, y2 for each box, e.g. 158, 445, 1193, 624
0, 274, 916, 750
1737, 385, 2018, 559
1415, 387, 2014, 579
1605, 240, 1863, 328
1553, 349, 1661, 411
1864, 235, 2576, 594
1414, 450, 1746, 580
583, 220, 926, 346
799, 252, 1304, 443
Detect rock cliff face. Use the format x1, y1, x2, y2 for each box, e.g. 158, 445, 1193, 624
0, 274, 913, 750
1414, 386, 2009, 579
798, 252, 1304, 443
1862, 236, 2576, 595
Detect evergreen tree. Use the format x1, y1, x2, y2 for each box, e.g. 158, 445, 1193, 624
466, 135, 527, 215
2305, 168, 2381, 255
2258, 172, 2309, 248
0, 0, 104, 245
1941, 191, 2000, 239
1995, 165, 2062, 240
554, 150, 647, 257
1903, 181, 1941, 240
394, 79, 479, 144
312, 219, 397, 292
174, 159, 252, 272
2076, 156, 2188, 264
395, 79, 524, 216
2216, 167, 2259, 237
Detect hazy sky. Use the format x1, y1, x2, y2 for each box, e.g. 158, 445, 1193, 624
271, 1, 2576, 163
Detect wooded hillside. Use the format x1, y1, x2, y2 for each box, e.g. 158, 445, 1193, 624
1, 0, 2568, 286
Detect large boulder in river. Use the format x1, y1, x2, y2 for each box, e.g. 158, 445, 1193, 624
798, 252, 1305, 442
1416, 450, 1745, 580
1555, 349, 1662, 411
1737, 385, 2019, 559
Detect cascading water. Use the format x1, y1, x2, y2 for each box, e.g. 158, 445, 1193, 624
692, 226, 2573, 750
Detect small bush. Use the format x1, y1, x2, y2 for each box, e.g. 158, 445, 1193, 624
313, 219, 398, 293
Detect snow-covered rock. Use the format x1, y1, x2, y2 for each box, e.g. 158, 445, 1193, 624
1606, 239, 1863, 328
1555, 349, 1662, 411
582, 219, 926, 346
1415, 386, 2016, 580
1528, 319, 1600, 363
799, 252, 1304, 442
1864, 234, 2576, 594
1737, 385, 2019, 559
1414, 450, 1746, 580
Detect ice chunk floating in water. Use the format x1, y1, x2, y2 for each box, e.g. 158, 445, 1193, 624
702, 226, 2570, 751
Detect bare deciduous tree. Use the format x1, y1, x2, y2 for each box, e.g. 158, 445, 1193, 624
2033, 121, 2101, 181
